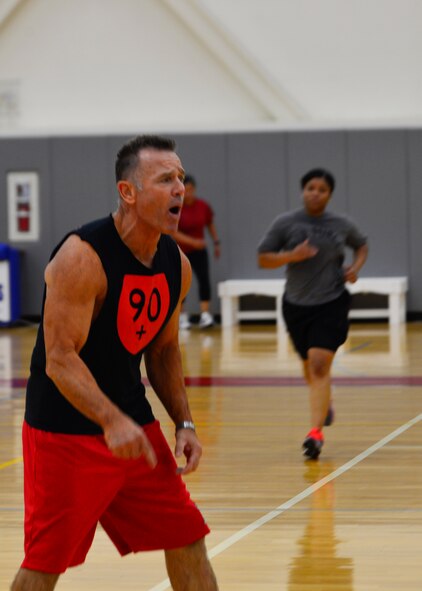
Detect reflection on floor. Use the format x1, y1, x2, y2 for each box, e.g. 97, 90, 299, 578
0, 321, 421, 590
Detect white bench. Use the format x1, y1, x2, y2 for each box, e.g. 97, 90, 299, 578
217, 277, 408, 328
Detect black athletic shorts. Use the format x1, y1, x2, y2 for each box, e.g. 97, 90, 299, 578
282, 290, 351, 360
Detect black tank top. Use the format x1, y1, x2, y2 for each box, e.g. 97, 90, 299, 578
25, 215, 181, 434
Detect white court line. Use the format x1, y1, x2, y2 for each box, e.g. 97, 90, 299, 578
148, 412, 422, 591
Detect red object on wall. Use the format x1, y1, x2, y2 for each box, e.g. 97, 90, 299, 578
17, 202, 31, 232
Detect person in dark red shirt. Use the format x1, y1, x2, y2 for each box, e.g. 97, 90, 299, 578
174, 174, 221, 329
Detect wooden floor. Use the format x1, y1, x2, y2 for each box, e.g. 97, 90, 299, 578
1, 321, 421, 590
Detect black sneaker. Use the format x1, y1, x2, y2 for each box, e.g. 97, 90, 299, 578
324, 405, 335, 426
302, 429, 324, 460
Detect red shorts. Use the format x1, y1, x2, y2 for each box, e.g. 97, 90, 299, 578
21, 420, 210, 573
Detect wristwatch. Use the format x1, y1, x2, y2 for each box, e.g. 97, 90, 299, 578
175, 421, 196, 432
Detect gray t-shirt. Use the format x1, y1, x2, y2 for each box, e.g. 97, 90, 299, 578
257, 208, 367, 306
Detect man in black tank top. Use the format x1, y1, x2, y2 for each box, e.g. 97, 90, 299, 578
11, 136, 219, 591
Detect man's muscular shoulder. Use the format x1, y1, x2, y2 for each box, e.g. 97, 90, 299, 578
45, 234, 107, 306
178, 247, 192, 302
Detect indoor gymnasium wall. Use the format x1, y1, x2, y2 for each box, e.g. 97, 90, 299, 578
0, 128, 420, 318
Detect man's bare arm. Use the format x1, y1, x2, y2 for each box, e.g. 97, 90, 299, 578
144, 250, 202, 474
43, 235, 156, 464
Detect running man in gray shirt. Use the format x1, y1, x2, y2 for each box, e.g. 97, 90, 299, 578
258, 168, 368, 459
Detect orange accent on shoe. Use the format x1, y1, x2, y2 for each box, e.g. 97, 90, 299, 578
307, 428, 324, 441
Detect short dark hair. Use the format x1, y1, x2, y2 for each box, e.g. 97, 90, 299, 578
115, 134, 176, 182
184, 174, 196, 186
300, 168, 335, 193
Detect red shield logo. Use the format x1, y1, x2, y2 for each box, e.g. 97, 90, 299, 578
117, 274, 170, 354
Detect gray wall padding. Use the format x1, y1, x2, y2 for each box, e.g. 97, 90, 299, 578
0, 128, 418, 317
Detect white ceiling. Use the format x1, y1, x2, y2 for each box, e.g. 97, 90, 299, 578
193, 0, 422, 126
0, 0, 421, 133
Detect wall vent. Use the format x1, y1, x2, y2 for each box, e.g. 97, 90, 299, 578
0, 79, 20, 126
